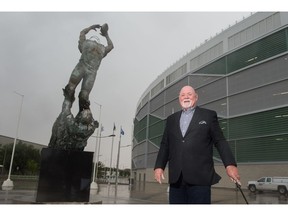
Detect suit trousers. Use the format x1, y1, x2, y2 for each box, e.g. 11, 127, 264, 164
169, 173, 211, 204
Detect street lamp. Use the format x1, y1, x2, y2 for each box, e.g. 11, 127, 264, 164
90, 102, 102, 190
90, 134, 115, 190
2, 91, 24, 190
108, 126, 116, 186
115, 143, 131, 195
94, 123, 104, 189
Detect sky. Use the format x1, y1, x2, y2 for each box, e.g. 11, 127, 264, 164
0, 1, 274, 169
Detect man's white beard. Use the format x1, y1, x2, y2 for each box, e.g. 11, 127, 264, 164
181, 100, 192, 109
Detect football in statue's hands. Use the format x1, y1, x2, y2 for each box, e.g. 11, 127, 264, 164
101, 23, 109, 35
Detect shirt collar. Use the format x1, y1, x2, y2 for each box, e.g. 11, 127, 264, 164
182, 106, 195, 114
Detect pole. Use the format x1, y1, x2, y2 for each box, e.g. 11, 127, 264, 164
108, 124, 115, 185
90, 134, 114, 191
90, 102, 102, 190
95, 124, 103, 183
2, 91, 24, 189
91, 136, 98, 183
115, 127, 122, 194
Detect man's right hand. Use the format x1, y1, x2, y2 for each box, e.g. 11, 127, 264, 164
154, 168, 165, 184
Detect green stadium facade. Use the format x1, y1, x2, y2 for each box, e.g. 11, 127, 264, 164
132, 12, 288, 188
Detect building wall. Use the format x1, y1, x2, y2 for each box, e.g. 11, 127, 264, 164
136, 164, 288, 190
132, 12, 288, 188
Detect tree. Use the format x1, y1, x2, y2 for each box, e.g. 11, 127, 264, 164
0, 141, 41, 175
0, 144, 6, 166
96, 161, 105, 178
121, 168, 131, 178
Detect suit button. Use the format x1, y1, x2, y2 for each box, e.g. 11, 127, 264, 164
182, 140, 185, 143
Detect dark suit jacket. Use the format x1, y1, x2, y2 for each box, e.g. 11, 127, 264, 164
154, 106, 237, 186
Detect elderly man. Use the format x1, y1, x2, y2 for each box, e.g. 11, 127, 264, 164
154, 85, 241, 204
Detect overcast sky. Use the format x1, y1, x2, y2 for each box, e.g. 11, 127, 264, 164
0, 11, 255, 169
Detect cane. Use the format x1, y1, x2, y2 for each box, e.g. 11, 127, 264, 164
235, 182, 249, 204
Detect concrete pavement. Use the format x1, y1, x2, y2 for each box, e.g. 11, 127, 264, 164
1, 181, 288, 204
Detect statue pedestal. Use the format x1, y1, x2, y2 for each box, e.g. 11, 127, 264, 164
36, 148, 93, 203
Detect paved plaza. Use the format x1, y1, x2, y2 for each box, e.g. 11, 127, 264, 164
1, 181, 288, 204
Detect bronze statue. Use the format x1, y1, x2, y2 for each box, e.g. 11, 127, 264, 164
48, 24, 113, 150
64, 23, 114, 111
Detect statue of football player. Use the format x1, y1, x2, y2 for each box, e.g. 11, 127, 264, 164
64, 23, 114, 111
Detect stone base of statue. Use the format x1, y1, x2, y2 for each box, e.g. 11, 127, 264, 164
36, 148, 93, 203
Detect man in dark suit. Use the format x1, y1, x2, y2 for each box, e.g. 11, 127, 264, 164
154, 85, 241, 204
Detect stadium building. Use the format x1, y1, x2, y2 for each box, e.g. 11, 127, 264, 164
132, 12, 288, 188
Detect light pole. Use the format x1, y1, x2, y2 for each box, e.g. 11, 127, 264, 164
90, 102, 102, 190
108, 125, 116, 186
90, 134, 115, 190
94, 123, 103, 188
2, 91, 24, 190
115, 143, 131, 195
